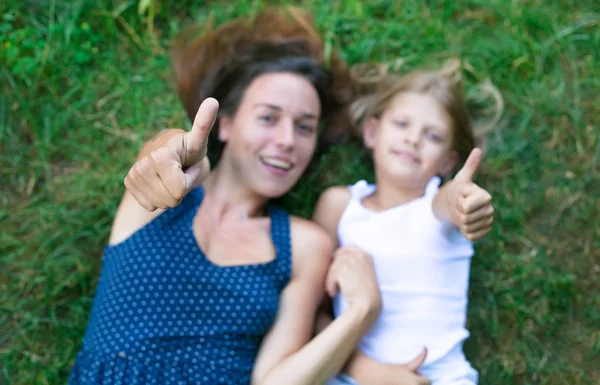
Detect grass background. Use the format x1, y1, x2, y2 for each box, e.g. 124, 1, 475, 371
1, 0, 598, 384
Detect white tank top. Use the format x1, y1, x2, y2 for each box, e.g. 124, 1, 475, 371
333, 177, 474, 365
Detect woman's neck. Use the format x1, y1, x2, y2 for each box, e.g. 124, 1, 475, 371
202, 164, 269, 218
366, 170, 427, 211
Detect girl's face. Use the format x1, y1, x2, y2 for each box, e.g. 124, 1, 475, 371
218, 72, 321, 198
364, 91, 458, 190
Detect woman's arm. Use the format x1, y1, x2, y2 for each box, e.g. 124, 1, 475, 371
251, 219, 381, 385
109, 99, 217, 245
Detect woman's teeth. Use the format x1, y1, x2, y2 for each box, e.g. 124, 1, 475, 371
261, 157, 292, 170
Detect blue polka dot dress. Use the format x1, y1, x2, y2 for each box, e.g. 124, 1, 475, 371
69, 186, 292, 385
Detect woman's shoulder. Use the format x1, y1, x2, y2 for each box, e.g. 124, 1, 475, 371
108, 191, 166, 246
108, 186, 202, 246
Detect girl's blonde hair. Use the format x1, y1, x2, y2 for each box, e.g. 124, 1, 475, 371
350, 59, 503, 176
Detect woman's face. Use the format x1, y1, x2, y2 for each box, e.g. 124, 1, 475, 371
218, 72, 321, 198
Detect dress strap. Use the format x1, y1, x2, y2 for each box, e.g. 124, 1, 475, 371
423, 176, 442, 199
268, 204, 292, 290
105, 185, 205, 253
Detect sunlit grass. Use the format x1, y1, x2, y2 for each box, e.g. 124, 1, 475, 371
1, 1, 598, 383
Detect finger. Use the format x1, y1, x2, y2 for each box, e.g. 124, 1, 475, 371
150, 149, 188, 202
344, 246, 372, 267
460, 205, 494, 225
147, 172, 181, 208
325, 259, 341, 297
417, 375, 431, 385
464, 226, 492, 242
406, 347, 428, 372
459, 191, 492, 214
184, 98, 219, 164
461, 216, 494, 234
134, 165, 173, 209
124, 173, 157, 212
454, 148, 482, 183
184, 158, 209, 189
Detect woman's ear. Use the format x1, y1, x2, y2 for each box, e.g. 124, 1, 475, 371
218, 116, 232, 142
363, 117, 379, 149
440, 151, 459, 176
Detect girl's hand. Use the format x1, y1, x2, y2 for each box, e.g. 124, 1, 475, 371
387, 349, 430, 385
325, 246, 382, 331
447, 148, 494, 241
124, 98, 219, 211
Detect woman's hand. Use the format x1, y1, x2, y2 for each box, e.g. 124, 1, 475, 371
325, 246, 382, 332
124, 98, 219, 211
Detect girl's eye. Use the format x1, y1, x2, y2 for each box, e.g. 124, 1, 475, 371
394, 120, 409, 128
426, 131, 443, 142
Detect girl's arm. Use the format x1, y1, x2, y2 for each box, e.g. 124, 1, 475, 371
344, 350, 431, 385
432, 148, 494, 241
312, 186, 352, 245
311, 186, 352, 334
251, 218, 381, 385
312, 188, 431, 385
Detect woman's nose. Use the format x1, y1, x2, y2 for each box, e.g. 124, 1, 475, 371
274, 119, 295, 149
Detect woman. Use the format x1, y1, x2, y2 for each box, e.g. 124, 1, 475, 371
69, 7, 382, 385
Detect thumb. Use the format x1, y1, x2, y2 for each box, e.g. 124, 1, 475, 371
183, 97, 219, 165
406, 347, 428, 372
454, 148, 482, 183
325, 265, 339, 297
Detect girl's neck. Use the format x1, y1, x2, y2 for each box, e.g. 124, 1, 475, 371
202, 163, 269, 218
366, 170, 428, 211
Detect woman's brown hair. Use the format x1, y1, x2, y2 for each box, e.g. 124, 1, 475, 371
170, 6, 357, 165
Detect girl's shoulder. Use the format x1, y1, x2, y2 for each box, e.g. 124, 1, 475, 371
314, 180, 374, 215
288, 215, 335, 278
312, 185, 354, 243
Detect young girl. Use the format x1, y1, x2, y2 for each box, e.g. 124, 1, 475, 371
313, 63, 500, 385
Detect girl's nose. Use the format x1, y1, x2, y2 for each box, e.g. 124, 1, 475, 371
403, 126, 421, 147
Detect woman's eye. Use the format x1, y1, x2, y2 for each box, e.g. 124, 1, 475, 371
259, 115, 276, 123
297, 124, 315, 134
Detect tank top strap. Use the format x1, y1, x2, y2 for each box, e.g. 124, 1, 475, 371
423, 176, 442, 199
347, 180, 376, 202
267, 204, 292, 290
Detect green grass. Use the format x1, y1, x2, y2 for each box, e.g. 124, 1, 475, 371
1, 0, 599, 384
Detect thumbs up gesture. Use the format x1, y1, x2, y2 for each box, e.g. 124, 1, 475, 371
124, 98, 219, 211
445, 148, 494, 241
